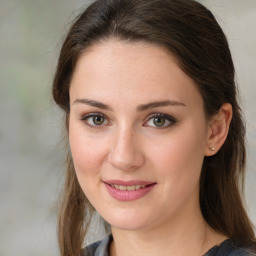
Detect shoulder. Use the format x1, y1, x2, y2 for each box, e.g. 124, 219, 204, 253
81, 234, 112, 256
205, 239, 256, 256
229, 247, 256, 256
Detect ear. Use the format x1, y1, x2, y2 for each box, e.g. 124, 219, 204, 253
205, 103, 232, 156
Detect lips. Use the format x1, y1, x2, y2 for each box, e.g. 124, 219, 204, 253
103, 180, 156, 201
109, 184, 147, 191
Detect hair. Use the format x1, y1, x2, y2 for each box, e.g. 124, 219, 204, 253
52, 0, 256, 255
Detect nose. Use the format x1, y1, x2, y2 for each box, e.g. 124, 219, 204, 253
108, 127, 145, 171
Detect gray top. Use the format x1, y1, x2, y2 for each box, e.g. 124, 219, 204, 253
81, 234, 256, 256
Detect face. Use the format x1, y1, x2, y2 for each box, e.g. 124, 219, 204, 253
69, 40, 211, 231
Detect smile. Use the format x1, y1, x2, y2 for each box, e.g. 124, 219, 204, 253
109, 184, 146, 191
103, 180, 156, 201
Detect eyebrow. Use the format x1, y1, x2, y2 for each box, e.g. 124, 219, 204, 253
73, 98, 113, 110
72, 98, 186, 111
137, 100, 186, 111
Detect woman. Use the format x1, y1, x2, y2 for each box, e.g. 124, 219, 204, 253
52, 0, 256, 255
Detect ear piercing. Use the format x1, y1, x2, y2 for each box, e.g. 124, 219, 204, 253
209, 146, 215, 151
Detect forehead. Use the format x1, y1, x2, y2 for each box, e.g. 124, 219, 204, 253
70, 40, 203, 109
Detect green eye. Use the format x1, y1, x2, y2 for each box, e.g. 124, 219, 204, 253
145, 114, 177, 128
82, 113, 107, 127
92, 115, 105, 125
153, 116, 166, 127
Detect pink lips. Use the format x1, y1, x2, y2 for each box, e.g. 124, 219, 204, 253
104, 180, 156, 201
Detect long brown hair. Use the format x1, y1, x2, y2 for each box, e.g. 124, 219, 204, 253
52, 0, 255, 255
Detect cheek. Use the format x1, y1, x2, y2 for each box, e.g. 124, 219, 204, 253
69, 127, 109, 201
153, 133, 205, 212
69, 124, 108, 176
149, 123, 207, 185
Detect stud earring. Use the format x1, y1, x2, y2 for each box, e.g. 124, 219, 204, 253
209, 146, 215, 151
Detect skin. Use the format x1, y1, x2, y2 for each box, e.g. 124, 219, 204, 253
69, 40, 232, 256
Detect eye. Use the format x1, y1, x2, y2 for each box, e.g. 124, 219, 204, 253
144, 114, 176, 128
81, 113, 108, 127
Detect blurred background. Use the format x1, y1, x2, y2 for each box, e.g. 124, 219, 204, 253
0, 0, 255, 255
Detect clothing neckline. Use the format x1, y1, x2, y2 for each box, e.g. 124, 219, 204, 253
106, 235, 232, 256
203, 238, 232, 256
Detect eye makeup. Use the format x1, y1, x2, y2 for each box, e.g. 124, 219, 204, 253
80, 112, 110, 129
79, 111, 177, 130
143, 113, 177, 129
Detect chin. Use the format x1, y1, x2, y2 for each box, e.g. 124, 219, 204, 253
110, 221, 149, 231
102, 210, 155, 232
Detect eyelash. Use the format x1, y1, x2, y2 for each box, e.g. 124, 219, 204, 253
80, 113, 109, 129
80, 113, 177, 129
144, 113, 177, 129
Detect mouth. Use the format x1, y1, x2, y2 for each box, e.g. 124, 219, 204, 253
103, 180, 156, 201
108, 184, 148, 191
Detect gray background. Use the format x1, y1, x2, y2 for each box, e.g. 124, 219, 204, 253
0, 0, 255, 255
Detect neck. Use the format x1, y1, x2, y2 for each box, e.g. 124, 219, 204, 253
110, 205, 227, 256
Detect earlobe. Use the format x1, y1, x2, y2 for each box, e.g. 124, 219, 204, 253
205, 103, 232, 156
